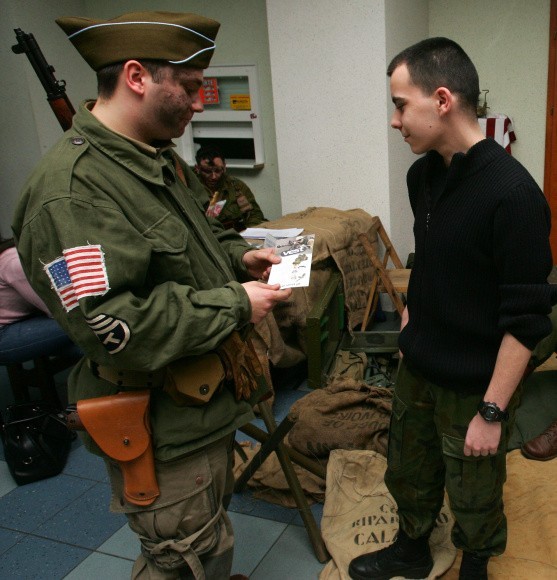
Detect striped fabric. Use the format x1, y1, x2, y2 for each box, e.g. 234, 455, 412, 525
478, 114, 516, 154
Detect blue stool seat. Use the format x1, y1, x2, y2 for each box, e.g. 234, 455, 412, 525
0, 316, 82, 409
3, 354, 79, 409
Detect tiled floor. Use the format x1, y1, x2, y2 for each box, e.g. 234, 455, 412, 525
0, 365, 327, 579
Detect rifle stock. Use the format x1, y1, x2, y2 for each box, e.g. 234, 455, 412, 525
12, 28, 75, 131
49, 97, 75, 132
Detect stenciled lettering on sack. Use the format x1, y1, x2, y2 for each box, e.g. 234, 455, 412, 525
354, 528, 399, 546
352, 514, 398, 527
322, 417, 387, 430
352, 503, 399, 547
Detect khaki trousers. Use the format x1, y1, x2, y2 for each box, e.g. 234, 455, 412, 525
105, 434, 236, 579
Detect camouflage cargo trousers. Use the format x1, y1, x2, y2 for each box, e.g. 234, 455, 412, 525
384, 359, 521, 557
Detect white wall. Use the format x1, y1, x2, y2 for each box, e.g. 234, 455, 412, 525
429, 0, 550, 185
0, 0, 91, 238
385, 0, 429, 265
266, 0, 428, 267
266, 0, 392, 224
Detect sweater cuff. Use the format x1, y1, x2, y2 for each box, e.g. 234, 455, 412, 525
499, 283, 557, 349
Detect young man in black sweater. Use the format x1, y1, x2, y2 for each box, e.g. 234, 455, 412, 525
349, 38, 555, 580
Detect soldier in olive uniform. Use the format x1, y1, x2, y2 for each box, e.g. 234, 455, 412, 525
12, 11, 291, 580
195, 146, 267, 231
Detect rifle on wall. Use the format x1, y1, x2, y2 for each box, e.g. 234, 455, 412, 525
12, 28, 75, 131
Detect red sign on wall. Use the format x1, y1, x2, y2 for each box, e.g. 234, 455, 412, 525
199, 78, 219, 104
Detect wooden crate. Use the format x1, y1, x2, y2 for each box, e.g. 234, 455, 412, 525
305, 271, 345, 388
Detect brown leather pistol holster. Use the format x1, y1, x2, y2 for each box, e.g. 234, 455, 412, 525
70, 390, 160, 507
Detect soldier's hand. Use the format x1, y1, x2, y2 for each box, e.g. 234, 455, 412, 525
242, 281, 292, 324
242, 248, 281, 281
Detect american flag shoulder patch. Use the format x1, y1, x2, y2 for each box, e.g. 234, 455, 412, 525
45, 244, 109, 311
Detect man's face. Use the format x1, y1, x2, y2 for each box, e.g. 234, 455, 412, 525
146, 66, 204, 140
389, 63, 442, 155
196, 157, 226, 191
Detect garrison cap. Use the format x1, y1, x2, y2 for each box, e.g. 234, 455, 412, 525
55, 11, 220, 71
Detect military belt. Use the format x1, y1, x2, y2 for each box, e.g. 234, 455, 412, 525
89, 360, 166, 388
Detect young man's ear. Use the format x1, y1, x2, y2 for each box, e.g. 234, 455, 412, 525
435, 87, 453, 116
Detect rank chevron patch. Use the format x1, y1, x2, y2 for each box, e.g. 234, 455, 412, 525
86, 313, 131, 354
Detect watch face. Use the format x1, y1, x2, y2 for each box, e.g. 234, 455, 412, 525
479, 401, 506, 422
484, 406, 497, 420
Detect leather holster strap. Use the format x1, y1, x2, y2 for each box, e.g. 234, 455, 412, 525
89, 360, 166, 388
77, 390, 160, 506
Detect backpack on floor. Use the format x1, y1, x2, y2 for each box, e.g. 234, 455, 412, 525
1, 400, 72, 485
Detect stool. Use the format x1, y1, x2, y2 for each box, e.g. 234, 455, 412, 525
3, 354, 78, 409
236, 400, 329, 563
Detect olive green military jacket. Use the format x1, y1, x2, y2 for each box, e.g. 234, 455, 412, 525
12, 102, 256, 461
203, 174, 266, 231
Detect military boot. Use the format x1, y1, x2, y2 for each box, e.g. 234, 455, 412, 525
459, 552, 489, 580
348, 529, 433, 580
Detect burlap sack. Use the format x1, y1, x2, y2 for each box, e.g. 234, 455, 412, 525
486, 449, 557, 578
233, 440, 325, 507
319, 449, 456, 580
327, 350, 368, 382
288, 377, 392, 458
259, 207, 378, 329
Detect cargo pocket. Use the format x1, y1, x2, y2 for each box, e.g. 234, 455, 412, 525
442, 434, 502, 508
387, 392, 407, 471
124, 451, 227, 572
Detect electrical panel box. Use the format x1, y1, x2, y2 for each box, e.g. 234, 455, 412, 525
177, 64, 265, 169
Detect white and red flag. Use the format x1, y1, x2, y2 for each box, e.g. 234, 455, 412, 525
45, 244, 109, 311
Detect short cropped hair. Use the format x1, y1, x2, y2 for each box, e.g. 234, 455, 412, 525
387, 37, 480, 115
195, 145, 226, 165
96, 60, 174, 99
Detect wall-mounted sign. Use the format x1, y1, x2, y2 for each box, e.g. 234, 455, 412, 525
230, 94, 251, 110
200, 78, 219, 104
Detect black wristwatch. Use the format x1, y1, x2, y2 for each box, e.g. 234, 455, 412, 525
477, 401, 509, 422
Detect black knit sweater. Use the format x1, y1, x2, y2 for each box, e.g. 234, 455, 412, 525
399, 138, 555, 393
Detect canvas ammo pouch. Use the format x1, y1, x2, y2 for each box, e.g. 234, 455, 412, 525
73, 390, 160, 506
163, 331, 263, 405
164, 353, 225, 406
